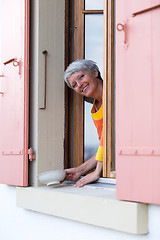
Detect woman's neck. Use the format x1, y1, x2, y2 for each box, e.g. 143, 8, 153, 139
94, 79, 103, 102
94, 99, 102, 111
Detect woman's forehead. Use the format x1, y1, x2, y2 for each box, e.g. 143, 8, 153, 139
69, 70, 86, 80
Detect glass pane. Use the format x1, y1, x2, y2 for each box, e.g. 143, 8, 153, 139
85, 0, 104, 10
84, 14, 103, 161
85, 14, 103, 74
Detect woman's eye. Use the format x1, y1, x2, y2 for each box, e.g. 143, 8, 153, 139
72, 83, 77, 88
80, 74, 84, 79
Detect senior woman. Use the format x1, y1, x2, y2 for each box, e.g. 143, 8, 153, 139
64, 59, 103, 187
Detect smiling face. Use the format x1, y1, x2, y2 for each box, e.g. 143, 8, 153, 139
68, 69, 100, 98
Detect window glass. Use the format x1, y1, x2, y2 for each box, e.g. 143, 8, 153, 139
85, 0, 104, 10
84, 13, 103, 161
85, 14, 103, 73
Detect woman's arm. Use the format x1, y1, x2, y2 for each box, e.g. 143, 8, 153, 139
65, 154, 97, 181
76, 154, 98, 175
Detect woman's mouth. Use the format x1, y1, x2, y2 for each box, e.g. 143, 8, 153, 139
82, 84, 89, 92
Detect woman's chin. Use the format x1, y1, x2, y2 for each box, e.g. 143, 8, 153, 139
84, 91, 94, 98
82, 88, 92, 97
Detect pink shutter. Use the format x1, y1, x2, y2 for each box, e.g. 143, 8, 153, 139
0, 0, 29, 186
116, 0, 160, 204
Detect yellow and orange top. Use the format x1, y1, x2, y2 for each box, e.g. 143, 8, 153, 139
91, 100, 103, 161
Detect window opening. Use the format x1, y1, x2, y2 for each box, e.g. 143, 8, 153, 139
65, 0, 115, 179
84, 5, 104, 162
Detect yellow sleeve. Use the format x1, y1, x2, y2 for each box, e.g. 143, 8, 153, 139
96, 146, 103, 161
96, 128, 103, 161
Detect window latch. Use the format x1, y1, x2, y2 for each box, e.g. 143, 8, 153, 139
3, 58, 22, 75
116, 21, 128, 49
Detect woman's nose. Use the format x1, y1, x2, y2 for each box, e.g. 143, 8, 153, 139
77, 80, 82, 87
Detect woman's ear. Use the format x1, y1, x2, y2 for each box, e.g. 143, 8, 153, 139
93, 68, 99, 77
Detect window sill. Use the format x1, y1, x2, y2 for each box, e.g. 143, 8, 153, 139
16, 182, 148, 234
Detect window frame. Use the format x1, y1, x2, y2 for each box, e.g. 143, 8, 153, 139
64, 0, 85, 168
72, 0, 85, 167
103, 0, 115, 177
65, 0, 115, 178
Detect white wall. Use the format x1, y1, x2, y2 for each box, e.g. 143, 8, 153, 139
1, 1, 160, 239
1, 184, 160, 240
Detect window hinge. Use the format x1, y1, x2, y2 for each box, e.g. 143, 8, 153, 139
28, 148, 36, 162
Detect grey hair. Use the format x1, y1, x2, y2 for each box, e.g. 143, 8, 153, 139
64, 59, 102, 88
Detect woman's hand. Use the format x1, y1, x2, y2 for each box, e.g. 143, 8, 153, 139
65, 168, 82, 181
64, 154, 97, 183
74, 161, 103, 188
62, 154, 101, 186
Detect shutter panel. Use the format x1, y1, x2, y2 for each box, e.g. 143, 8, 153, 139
116, 0, 160, 204
0, 0, 29, 186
